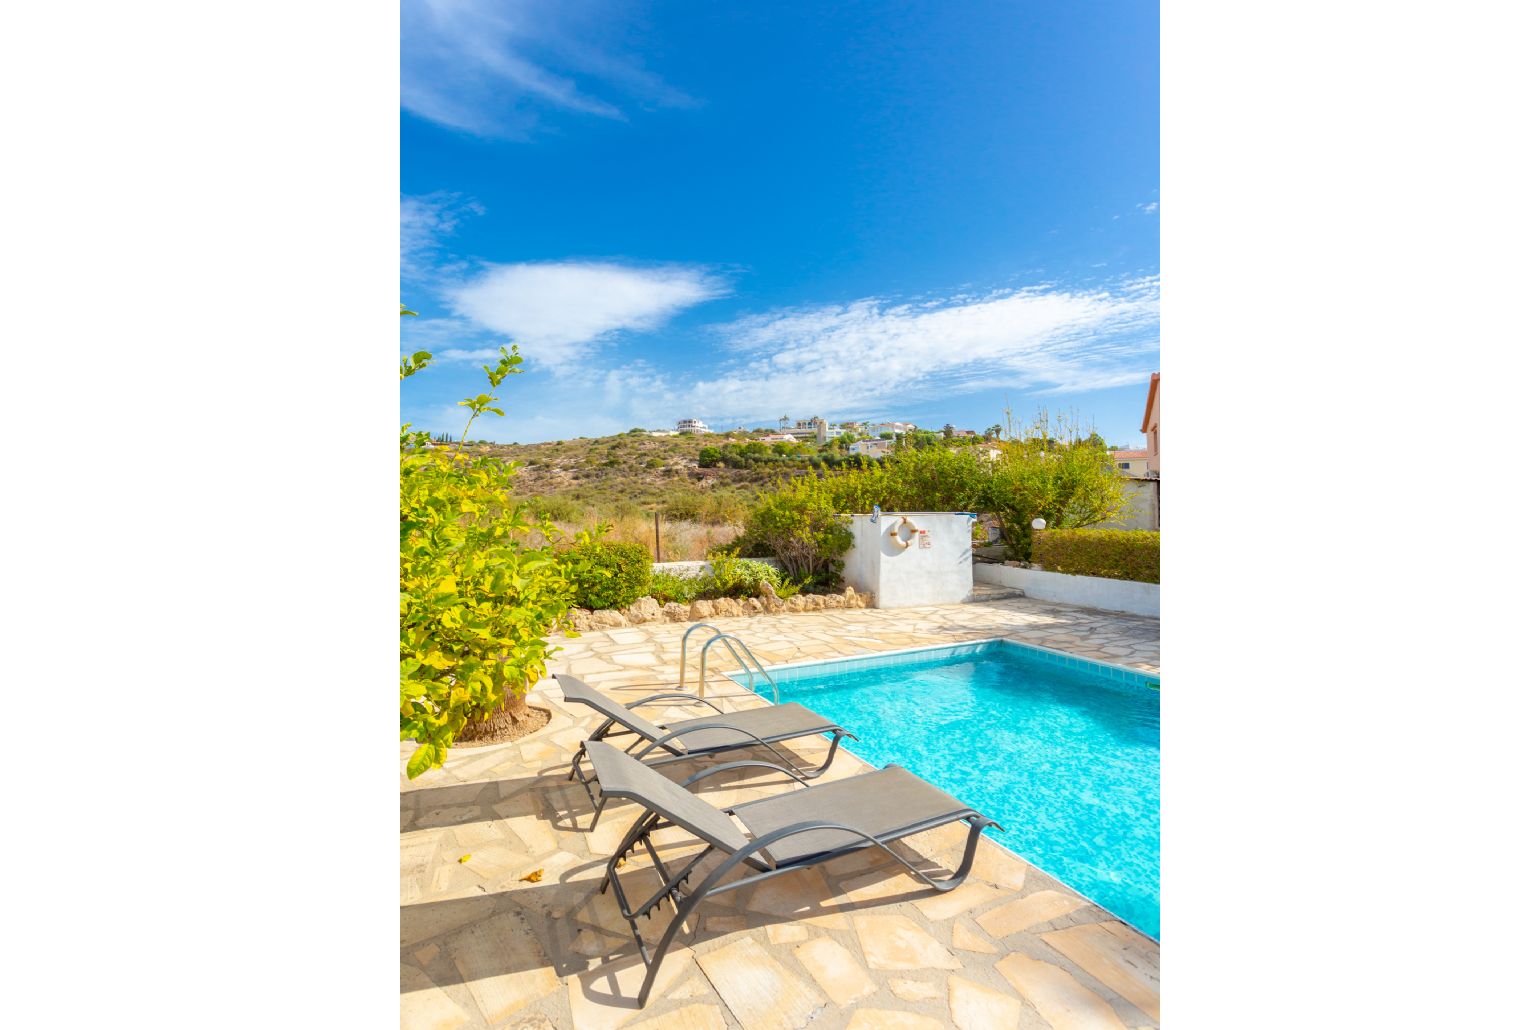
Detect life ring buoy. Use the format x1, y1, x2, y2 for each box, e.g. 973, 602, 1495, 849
889, 516, 920, 549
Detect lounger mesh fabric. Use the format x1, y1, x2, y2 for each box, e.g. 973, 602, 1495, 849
555, 675, 668, 743
585, 741, 751, 854
729, 765, 973, 864
661, 702, 840, 752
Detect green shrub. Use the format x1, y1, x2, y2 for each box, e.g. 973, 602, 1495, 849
739, 477, 853, 581
647, 569, 711, 605
707, 552, 783, 597
557, 538, 653, 609
1032, 529, 1159, 584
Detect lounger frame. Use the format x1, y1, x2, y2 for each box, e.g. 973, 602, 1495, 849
590, 753, 1000, 1006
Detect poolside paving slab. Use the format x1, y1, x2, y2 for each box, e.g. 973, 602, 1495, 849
402, 595, 1159, 1029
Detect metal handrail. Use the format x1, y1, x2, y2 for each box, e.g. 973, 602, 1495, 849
679, 623, 721, 688
698, 632, 780, 705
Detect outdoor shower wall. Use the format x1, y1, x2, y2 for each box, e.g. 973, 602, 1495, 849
841, 511, 976, 608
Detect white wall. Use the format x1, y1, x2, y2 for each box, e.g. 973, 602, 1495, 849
974, 563, 1159, 617
842, 512, 975, 608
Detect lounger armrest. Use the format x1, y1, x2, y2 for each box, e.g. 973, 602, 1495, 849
681, 760, 811, 791
624, 693, 725, 713
634, 722, 778, 760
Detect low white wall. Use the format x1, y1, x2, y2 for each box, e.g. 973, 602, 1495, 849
974, 562, 1159, 617
651, 558, 783, 577
842, 512, 975, 608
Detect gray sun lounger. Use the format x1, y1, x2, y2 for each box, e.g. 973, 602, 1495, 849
558, 674, 856, 828
585, 739, 1000, 1006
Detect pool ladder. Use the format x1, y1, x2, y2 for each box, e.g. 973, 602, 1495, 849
679, 623, 780, 704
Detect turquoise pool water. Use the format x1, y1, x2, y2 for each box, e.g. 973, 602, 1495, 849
732, 640, 1160, 939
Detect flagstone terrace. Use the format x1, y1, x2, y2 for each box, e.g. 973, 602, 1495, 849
401, 597, 1160, 1030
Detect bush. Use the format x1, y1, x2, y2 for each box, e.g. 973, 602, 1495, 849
647, 569, 711, 605
557, 538, 653, 609
739, 477, 854, 581
1032, 529, 1159, 584
707, 552, 783, 597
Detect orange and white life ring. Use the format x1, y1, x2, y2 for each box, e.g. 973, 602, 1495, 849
889, 516, 920, 549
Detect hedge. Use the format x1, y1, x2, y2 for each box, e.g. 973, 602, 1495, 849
1032, 529, 1159, 584
556, 540, 653, 610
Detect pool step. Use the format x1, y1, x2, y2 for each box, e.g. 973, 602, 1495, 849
966, 584, 1025, 603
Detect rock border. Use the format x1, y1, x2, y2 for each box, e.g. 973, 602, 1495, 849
563, 584, 874, 634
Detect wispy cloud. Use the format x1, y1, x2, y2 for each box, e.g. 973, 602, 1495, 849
401, 0, 695, 139
685, 278, 1161, 420
444, 261, 729, 369
401, 193, 482, 282
1141, 202, 1159, 214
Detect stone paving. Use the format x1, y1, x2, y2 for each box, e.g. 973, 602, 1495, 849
401, 597, 1160, 1029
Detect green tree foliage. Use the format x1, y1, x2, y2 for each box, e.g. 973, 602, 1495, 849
738, 476, 854, 582
400, 344, 572, 779
556, 537, 653, 610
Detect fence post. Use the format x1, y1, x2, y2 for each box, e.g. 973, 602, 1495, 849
654, 512, 662, 562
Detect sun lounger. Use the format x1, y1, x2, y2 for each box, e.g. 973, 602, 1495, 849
584, 739, 1000, 1005
558, 674, 856, 827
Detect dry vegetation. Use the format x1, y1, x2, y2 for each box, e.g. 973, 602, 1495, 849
459, 430, 802, 559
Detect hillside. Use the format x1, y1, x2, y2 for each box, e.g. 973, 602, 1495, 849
464, 431, 789, 524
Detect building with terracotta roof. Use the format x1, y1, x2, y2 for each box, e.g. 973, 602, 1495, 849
1113, 449, 1152, 477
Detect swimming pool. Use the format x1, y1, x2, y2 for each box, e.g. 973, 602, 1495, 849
731, 639, 1160, 939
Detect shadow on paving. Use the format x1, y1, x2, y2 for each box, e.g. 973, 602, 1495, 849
400, 838, 960, 996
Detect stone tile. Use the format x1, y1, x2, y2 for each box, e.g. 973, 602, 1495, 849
1041, 921, 1160, 1022
889, 978, 943, 1001
629, 1003, 729, 1030
970, 842, 1030, 891
995, 954, 1124, 1030
947, 975, 1022, 1030
443, 911, 559, 1024
765, 923, 809, 945
401, 963, 472, 1030
976, 890, 1088, 939
851, 913, 961, 971
696, 937, 828, 1030
951, 922, 998, 954
911, 882, 1008, 922
793, 937, 876, 1006
566, 946, 696, 1030
844, 1010, 945, 1030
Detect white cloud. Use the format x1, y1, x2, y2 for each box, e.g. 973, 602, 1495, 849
404, 270, 1160, 443
444, 261, 728, 369
401, 0, 694, 139
680, 279, 1161, 421
1141, 202, 1159, 214
401, 193, 481, 282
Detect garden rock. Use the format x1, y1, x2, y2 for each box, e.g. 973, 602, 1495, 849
713, 597, 744, 618
802, 595, 825, 610
784, 595, 806, 612
743, 597, 764, 615
823, 592, 845, 608
661, 601, 690, 623
688, 600, 715, 622
625, 596, 662, 624
589, 609, 628, 629
565, 608, 594, 633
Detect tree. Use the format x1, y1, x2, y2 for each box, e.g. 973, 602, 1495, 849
400, 323, 573, 778
942, 423, 956, 439
986, 424, 1003, 440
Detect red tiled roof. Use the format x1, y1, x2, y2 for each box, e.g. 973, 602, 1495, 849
1113, 449, 1149, 459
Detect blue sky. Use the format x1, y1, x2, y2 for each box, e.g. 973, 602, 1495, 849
401, 1, 1158, 446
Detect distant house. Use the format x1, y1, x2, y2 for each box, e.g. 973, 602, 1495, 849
1140, 373, 1160, 476
676, 418, 709, 435
1113, 449, 1151, 477
759, 433, 800, 443
784, 417, 829, 443
871, 421, 916, 436
849, 438, 893, 458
